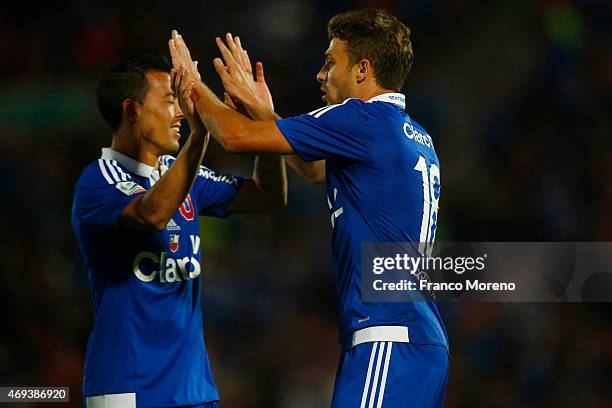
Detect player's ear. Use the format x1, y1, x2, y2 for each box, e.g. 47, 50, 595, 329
355, 59, 371, 84
122, 98, 140, 124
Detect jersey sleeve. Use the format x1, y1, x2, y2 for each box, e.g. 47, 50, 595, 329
275, 98, 369, 161
159, 156, 243, 218
73, 161, 147, 228
191, 166, 244, 218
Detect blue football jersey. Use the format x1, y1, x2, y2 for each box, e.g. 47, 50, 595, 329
71, 148, 242, 407
276, 93, 448, 350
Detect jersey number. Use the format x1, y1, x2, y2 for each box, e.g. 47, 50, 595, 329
414, 156, 440, 256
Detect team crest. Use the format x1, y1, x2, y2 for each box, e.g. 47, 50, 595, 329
169, 234, 180, 253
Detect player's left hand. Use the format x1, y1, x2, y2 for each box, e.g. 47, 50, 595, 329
173, 64, 208, 142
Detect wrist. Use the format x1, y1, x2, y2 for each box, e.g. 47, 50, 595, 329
243, 97, 275, 120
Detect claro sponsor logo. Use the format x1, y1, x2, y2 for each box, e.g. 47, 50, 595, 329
133, 235, 201, 283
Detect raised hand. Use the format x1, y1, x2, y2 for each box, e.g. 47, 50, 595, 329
169, 30, 201, 81
214, 33, 274, 117
173, 65, 208, 140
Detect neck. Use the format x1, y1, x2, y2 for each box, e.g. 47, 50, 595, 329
111, 126, 159, 168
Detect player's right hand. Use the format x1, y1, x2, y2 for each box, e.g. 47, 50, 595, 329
214, 33, 275, 117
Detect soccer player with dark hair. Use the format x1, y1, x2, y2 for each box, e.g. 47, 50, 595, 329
170, 8, 448, 407
71, 54, 286, 407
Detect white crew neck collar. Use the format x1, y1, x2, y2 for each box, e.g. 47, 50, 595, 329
366, 93, 406, 109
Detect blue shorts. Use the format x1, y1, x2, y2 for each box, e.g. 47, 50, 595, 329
331, 342, 449, 407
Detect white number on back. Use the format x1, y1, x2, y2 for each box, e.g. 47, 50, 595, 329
414, 155, 440, 256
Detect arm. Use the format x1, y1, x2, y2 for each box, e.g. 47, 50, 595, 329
191, 81, 291, 155
284, 156, 326, 185
120, 67, 209, 230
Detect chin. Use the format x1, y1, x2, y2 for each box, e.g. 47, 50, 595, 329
160, 142, 180, 156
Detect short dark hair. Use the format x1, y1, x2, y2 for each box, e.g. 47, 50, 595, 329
96, 54, 171, 131
328, 9, 413, 91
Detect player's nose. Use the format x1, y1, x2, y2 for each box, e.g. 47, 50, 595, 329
316, 68, 327, 83
174, 100, 185, 120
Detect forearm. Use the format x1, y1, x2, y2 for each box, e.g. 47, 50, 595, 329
253, 155, 287, 210
284, 156, 326, 184
131, 131, 207, 229
192, 82, 255, 152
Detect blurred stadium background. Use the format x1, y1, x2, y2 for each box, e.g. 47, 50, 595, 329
1, 0, 611, 406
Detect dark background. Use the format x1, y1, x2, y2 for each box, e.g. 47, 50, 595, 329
0, 0, 611, 406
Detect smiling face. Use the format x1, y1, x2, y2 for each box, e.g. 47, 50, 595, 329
136, 71, 184, 155
316, 38, 357, 105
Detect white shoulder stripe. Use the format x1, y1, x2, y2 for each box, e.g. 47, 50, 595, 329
97, 159, 114, 184
111, 160, 130, 181
103, 159, 121, 182
308, 98, 354, 119
308, 105, 330, 116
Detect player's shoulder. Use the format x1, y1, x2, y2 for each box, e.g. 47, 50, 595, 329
76, 158, 126, 189
404, 115, 438, 158
306, 97, 365, 119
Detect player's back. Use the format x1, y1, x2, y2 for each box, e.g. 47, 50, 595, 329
366, 98, 439, 250
276, 93, 447, 351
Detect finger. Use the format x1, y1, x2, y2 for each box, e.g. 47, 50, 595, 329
178, 67, 189, 93
243, 49, 253, 76
225, 32, 238, 55
173, 31, 193, 67
215, 37, 238, 69
175, 65, 185, 93
227, 33, 248, 71
182, 81, 195, 112
172, 31, 190, 69
169, 39, 179, 68
172, 65, 180, 92
213, 57, 231, 80
234, 35, 250, 72
255, 61, 266, 83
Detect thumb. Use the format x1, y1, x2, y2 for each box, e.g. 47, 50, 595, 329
255, 61, 266, 83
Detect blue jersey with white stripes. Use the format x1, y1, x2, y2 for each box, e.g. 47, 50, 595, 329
276, 93, 448, 350
71, 149, 242, 407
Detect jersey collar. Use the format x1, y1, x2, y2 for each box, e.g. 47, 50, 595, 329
100, 148, 154, 178
366, 93, 406, 110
